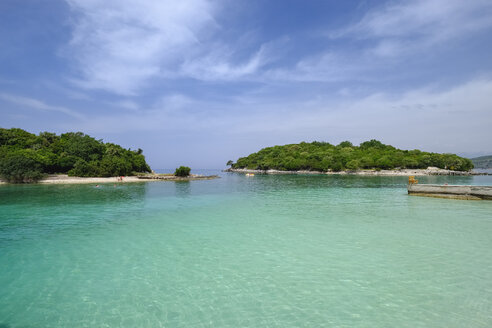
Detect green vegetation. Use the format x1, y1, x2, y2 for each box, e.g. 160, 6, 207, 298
0, 153, 45, 183
0, 128, 151, 182
174, 166, 191, 177
471, 155, 492, 169
232, 140, 474, 172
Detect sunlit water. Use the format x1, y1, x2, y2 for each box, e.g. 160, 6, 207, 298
1, 172, 491, 327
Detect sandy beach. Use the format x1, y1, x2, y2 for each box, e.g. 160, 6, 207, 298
0, 175, 148, 185
0, 174, 219, 185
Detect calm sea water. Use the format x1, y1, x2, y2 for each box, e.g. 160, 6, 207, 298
1, 172, 491, 327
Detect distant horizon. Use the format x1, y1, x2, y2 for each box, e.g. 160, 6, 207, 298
1, 0, 491, 168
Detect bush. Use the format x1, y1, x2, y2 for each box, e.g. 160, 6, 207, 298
345, 159, 361, 170
68, 159, 101, 177
0, 153, 44, 183
174, 166, 191, 177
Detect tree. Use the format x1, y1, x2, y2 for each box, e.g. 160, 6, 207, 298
0, 153, 44, 183
346, 159, 361, 170
360, 139, 386, 150
226, 160, 234, 166
60, 132, 104, 161
174, 166, 191, 177
331, 161, 343, 172
338, 141, 353, 148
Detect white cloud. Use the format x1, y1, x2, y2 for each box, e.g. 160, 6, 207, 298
0, 93, 84, 119
181, 46, 266, 81
110, 100, 140, 111
64, 0, 218, 95
156, 94, 193, 111
265, 52, 369, 82
64, 1, 289, 91
181, 37, 286, 81
269, 0, 492, 83
334, 0, 492, 57
343, 0, 492, 39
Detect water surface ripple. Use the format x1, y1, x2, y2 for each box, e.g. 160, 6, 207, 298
1, 172, 491, 327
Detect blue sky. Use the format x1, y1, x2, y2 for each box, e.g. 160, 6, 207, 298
1, 0, 492, 169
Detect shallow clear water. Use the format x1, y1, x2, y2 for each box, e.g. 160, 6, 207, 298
1, 172, 492, 327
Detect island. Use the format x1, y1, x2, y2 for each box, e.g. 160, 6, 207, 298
227, 140, 475, 175
0, 128, 218, 183
471, 155, 492, 169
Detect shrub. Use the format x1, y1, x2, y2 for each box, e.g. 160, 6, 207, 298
331, 161, 343, 172
174, 166, 191, 177
68, 159, 101, 177
0, 153, 44, 183
345, 159, 361, 170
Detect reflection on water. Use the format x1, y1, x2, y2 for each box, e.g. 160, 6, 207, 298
174, 181, 191, 198
226, 172, 480, 192
0, 182, 148, 206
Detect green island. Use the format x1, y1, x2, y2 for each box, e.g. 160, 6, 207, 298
230, 140, 474, 172
0, 127, 151, 183
0, 128, 219, 184
471, 155, 492, 169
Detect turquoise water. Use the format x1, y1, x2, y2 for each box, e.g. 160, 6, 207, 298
1, 172, 492, 327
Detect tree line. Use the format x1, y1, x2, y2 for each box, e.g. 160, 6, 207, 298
231, 140, 473, 172
0, 128, 151, 183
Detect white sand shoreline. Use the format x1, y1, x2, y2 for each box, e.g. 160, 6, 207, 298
0, 174, 219, 185
0, 175, 150, 185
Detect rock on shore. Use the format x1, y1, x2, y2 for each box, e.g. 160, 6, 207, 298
225, 167, 480, 176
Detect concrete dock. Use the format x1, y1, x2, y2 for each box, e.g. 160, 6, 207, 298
408, 184, 492, 200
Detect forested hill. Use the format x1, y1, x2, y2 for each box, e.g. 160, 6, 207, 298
231, 140, 474, 172
471, 155, 492, 169
0, 128, 151, 182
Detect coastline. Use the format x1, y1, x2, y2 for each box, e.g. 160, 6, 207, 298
0, 174, 219, 185
226, 167, 485, 176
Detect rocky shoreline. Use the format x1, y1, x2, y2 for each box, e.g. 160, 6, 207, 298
136, 174, 219, 181
225, 167, 486, 176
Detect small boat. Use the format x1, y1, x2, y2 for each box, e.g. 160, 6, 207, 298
245, 173, 255, 177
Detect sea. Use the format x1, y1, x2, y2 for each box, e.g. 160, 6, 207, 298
1, 170, 491, 327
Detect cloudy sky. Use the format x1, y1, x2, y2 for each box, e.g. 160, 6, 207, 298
1, 0, 491, 168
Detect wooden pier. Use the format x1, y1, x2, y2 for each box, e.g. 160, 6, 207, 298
408, 184, 492, 200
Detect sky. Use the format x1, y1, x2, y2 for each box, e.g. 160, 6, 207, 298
1, 0, 492, 169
